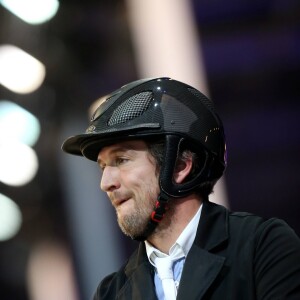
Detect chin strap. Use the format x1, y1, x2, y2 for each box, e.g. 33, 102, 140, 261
133, 134, 212, 241
134, 192, 170, 241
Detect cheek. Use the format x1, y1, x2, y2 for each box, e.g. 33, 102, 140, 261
122, 165, 158, 191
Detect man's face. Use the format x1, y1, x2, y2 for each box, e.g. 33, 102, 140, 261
97, 140, 160, 239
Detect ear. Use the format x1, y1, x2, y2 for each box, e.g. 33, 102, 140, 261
173, 156, 193, 184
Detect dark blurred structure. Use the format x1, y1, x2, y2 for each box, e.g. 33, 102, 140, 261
0, 0, 299, 299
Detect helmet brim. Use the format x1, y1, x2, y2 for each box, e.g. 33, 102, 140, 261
62, 123, 161, 161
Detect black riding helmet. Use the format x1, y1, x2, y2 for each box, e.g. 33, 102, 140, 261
62, 77, 227, 239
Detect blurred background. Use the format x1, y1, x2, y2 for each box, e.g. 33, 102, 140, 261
0, 0, 299, 299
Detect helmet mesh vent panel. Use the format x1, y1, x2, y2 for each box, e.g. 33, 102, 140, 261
188, 88, 216, 113
108, 91, 153, 126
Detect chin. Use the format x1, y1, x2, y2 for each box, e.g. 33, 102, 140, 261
118, 217, 149, 240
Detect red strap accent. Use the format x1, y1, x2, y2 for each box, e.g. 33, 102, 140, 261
151, 199, 169, 223
151, 211, 163, 222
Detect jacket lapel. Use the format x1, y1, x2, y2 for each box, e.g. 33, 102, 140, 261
117, 244, 157, 300
177, 201, 229, 300
177, 246, 225, 300
117, 201, 229, 300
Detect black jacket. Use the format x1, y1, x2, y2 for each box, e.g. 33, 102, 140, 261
94, 201, 300, 299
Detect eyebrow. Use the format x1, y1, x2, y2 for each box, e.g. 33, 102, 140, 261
97, 145, 136, 165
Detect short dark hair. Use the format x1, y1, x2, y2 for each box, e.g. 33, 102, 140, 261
146, 138, 214, 200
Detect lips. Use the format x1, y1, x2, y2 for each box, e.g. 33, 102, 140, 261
109, 191, 132, 208
113, 198, 129, 207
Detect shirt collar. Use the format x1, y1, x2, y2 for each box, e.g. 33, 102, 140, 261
145, 203, 203, 266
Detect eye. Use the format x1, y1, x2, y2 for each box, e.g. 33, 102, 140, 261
115, 157, 129, 166
98, 163, 106, 171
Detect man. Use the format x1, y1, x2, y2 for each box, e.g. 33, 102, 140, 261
62, 77, 300, 299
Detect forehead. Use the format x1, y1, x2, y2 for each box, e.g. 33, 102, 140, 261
97, 140, 148, 160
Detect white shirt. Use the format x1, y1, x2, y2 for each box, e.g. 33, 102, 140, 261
145, 204, 203, 299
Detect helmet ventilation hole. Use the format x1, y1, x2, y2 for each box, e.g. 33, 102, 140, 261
108, 91, 153, 126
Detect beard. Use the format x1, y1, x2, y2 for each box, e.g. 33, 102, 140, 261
116, 193, 156, 240
117, 205, 151, 239
111, 179, 159, 240
115, 194, 175, 241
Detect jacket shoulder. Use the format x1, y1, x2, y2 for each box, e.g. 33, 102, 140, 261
93, 247, 142, 300
93, 263, 129, 300
93, 270, 123, 300
228, 209, 298, 238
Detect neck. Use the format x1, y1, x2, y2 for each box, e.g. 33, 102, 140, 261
147, 194, 202, 254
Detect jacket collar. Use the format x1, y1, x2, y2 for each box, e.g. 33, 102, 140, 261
194, 200, 229, 251
118, 244, 156, 300
119, 201, 229, 300
177, 201, 229, 300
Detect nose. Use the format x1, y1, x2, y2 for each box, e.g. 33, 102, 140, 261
100, 166, 120, 192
